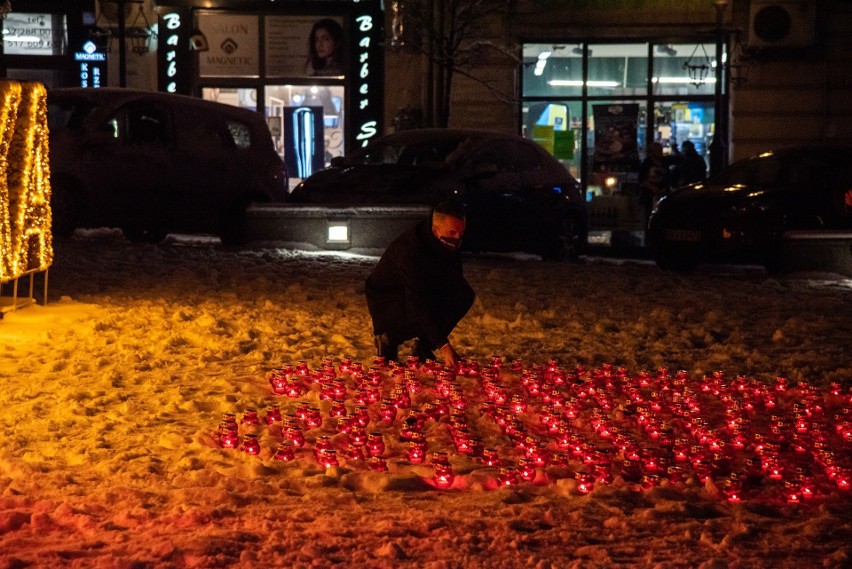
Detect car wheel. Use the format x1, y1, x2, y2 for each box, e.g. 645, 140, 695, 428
50, 178, 83, 238
542, 214, 583, 262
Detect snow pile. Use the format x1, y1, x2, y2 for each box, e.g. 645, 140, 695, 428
0, 232, 849, 568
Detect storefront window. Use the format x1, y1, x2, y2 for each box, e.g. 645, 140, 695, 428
521, 41, 720, 201
265, 85, 345, 184
652, 101, 713, 169
522, 44, 583, 97
522, 100, 582, 180
587, 43, 647, 97
202, 87, 257, 111
652, 43, 716, 96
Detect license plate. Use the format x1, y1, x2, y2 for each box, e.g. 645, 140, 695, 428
664, 229, 702, 242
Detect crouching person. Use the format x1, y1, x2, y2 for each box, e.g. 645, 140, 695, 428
365, 201, 474, 370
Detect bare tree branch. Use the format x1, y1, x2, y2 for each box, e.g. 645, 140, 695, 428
392, 0, 516, 126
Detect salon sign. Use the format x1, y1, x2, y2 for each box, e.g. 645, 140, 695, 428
197, 12, 259, 77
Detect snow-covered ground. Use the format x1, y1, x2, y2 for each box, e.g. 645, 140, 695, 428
0, 230, 850, 568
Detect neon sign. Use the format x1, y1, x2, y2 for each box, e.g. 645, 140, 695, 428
157, 8, 190, 95
163, 13, 181, 92
348, 0, 383, 150
74, 40, 106, 88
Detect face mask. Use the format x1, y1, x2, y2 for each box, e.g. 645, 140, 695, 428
437, 235, 462, 250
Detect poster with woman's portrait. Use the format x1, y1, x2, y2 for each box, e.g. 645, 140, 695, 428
265, 16, 345, 78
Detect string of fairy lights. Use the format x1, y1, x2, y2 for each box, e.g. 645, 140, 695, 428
0, 80, 53, 283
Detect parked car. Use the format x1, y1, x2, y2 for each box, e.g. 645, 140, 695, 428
47, 88, 287, 244
288, 128, 588, 260
647, 145, 852, 272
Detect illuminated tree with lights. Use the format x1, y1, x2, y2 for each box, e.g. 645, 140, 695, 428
0, 80, 53, 283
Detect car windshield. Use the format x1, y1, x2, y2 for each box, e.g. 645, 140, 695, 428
350, 136, 473, 167
709, 151, 831, 193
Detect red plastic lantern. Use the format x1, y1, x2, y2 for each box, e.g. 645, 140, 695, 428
329, 399, 347, 419
408, 440, 427, 464
519, 458, 536, 482
483, 448, 501, 467
367, 433, 385, 457
497, 466, 519, 486
319, 449, 339, 468
241, 434, 261, 455
433, 463, 455, 489
219, 428, 239, 449
576, 472, 594, 494
264, 404, 283, 425
380, 399, 397, 423
302, 408, 320, 430
274, 442, 295, 462
241, 408, 260, 426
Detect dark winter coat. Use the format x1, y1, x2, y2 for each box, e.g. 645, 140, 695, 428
365, 219, 474, 350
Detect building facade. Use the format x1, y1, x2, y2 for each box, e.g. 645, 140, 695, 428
3, 1, 851, 198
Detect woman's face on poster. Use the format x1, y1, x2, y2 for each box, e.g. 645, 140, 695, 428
314, 27, 337, 61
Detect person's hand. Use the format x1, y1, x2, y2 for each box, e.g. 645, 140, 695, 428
439, 343, 461, 371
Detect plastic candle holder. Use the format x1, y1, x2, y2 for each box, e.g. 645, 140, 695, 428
264, 405, 283, 425
576, 472, 594, 494
433, 463, 455, 489
241, 434, 261, 455
274, 442, 296, 462
483, 448, 501, 467
519, 458, 536, 482
241, 409, 260, 425
408, 441, 427, 464
369, 456, 389, 472
219, 428, 239, 449
367, 433, 385, 457
497, 466, 519, 486
270, 375, 289, 395
380, 399, 397, 423
319, 449, 339, 468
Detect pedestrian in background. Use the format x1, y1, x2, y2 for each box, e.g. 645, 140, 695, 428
677, 140, 708, 186
638, 142, 673, 221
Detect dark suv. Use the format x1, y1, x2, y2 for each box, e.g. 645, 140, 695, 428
47, 88, 287, 244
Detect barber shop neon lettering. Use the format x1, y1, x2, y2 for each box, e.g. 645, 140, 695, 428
355, 13, 377, 147
163, 13, 182, 93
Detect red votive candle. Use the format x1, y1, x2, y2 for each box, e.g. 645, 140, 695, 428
274, 442, 295, 461
241, 434, 260, 455
367, 433, 385, 457
241, 408, 260, 425
433, 463, 454, 489
483, 448, 501, 467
